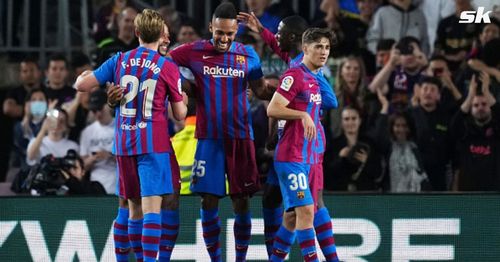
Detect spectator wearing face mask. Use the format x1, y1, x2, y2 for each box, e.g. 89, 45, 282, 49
13, 88, 48, 170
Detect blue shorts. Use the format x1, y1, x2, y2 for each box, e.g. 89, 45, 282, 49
190, 139, 260, 197
116, 152, 174, 198
274, 161, 313, 211
266, 162, 280, 186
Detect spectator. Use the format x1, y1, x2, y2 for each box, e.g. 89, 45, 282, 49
418, 0, 455, 55
374, 39, 396, 73
316, 0, 372, 58
434, 0, 479, 72
92, 0, 135, 43
61, 151, 107, 195
468, 18, 500, 60
324, 106, 384, 191
450, 73, 499, 191
408, 76, 458, 190
65, 53, 96, 142
26, 108, 79, 166
425, 55, 463, 108
3, 57, 43, 120
95, 6, 138, 66
176, 21, 201, 46
464, 38, 500, 101
369, 36, 427, 111
79, 89, 116, 194
44, 54, 76, 107
357, 0, 380, 25
376, 89, 429, 192
327, 56, 368, 138
366, 0, 430, 56
13, 88, 48, 170
158, 5, 189, 45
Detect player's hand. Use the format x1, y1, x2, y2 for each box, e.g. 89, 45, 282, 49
182, 91, 188, 105
106, 82, 123, 106
237, 12, 264, 33
301, 113, 316, 141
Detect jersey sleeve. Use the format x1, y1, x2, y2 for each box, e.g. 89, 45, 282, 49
93, 53, 119, 85
169, 43, 192, 67
245, 45, 264, 81
162, 60, 183, 103
276, 69, 301, 103
317, 74, 338, 109
260, 27, 290, 63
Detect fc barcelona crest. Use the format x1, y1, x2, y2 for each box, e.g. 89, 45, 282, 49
236, 55, 246, 64
297, 191, 305, 199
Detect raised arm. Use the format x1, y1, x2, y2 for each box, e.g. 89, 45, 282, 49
237, 12, 290, 62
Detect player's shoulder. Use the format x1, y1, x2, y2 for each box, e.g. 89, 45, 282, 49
282, 67, 305, 79
232, 42, 258, 57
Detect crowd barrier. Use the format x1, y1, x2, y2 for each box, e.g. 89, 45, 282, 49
1, 194, 499, 261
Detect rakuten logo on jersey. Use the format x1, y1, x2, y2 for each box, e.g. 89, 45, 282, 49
203, 66, 245, 78
121, 121, 147, 130
310, 93, 322, 105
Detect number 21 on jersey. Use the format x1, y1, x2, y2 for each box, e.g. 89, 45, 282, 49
119, 74, 157, 118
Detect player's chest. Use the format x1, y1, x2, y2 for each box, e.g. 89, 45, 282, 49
191, 53, 249, 79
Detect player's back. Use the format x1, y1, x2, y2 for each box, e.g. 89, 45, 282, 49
275, 65, 324, 164
169, 40, 264, 140
96, 46, 183, 156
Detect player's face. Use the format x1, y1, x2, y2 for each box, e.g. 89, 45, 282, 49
471, 96, 491, 123
209, 18, 238, 52
158, 25, 170, 56
275, 21, 292, 51
20, 62, 41, 87
46, 60, 68, 86
303, 37, 330, 69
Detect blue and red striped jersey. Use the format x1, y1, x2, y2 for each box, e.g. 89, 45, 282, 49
93, 46, 183, 156
169, 40, 263, 139
275, 64, 324, 164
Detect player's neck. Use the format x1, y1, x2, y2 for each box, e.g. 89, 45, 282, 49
289, 44, 302, 60
303, 60, 321, 73
139, 40, 160, 52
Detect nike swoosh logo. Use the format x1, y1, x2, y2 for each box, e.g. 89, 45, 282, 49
244, 182, 253, 187
203, 55, 214, 59
309, 83, 314, 88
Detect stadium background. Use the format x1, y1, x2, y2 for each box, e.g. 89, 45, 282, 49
1, 0, 500, 261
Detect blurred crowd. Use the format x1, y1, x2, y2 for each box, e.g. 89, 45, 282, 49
1, 0, 500, 195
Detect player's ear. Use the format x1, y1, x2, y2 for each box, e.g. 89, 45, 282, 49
208, 22, 213, 33
134, 28, 140, 39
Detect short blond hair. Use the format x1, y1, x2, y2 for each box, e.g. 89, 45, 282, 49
134, 9, 165, 43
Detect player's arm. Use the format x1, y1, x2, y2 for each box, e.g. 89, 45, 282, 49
237, 12, 289, 62
249, 78, 275, 100
74, 70, 99, 92
267, 92, 316, 140
319, 76, 338, 109
170, 99, 187, 121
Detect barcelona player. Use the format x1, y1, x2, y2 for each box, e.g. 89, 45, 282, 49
168, 2, 274, 261
267, 27, 335, 262
75, 9, 186, 262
